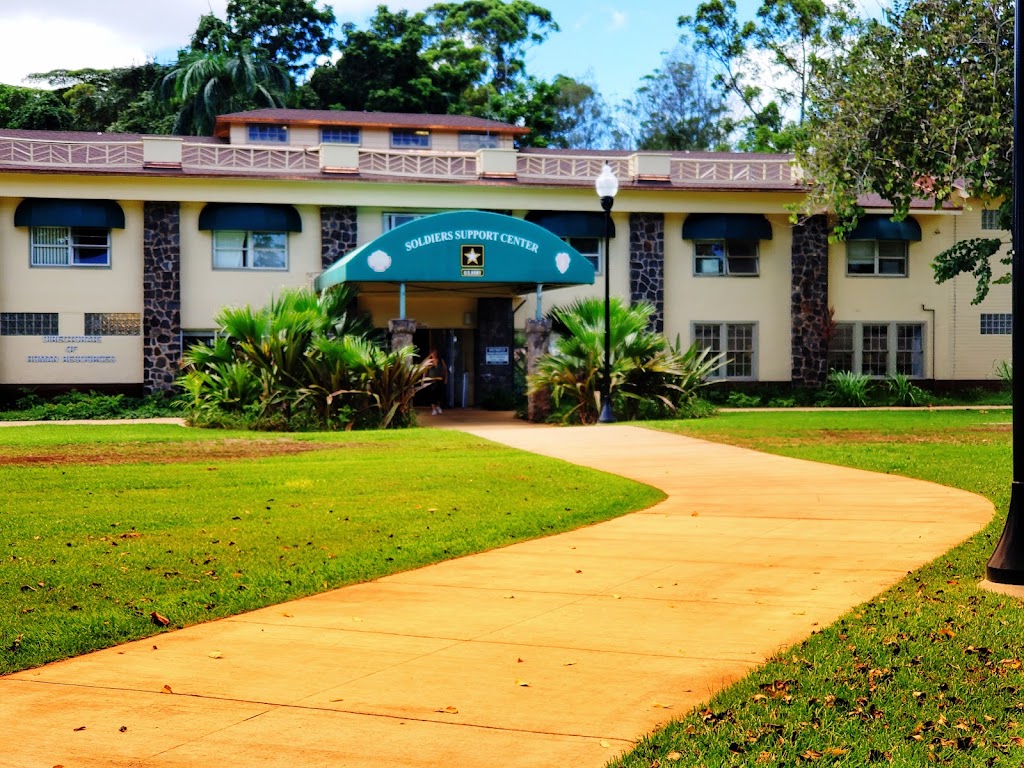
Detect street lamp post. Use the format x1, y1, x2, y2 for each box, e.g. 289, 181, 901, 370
985, 0, 1024, 584
595, 163, 618, 424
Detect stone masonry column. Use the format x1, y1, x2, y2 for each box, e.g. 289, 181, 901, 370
791, 215, 831, 387
321, 206, 358, 269
525, 317, 552, 422
629, 213, 665, 332
143, 202, 182, 394
388, 318, 416, 354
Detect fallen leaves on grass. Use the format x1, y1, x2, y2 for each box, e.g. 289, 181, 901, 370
150, 611, 170, 626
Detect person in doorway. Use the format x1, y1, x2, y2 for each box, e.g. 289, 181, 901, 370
428, 349, 448, 415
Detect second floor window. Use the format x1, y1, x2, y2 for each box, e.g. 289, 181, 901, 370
31, 227, 110, 267
391, 129, 431, 149
458, 132, 499, 150
693, 240, 759, 276
213, 231, 288, 270
846, 240, 907, 276
247, 125, 288, 143
321, 127, 360, 145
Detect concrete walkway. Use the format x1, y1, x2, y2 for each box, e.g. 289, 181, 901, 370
1, 417, 993, 767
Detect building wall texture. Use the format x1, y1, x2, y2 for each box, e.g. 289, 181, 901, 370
629, 213, 665, 332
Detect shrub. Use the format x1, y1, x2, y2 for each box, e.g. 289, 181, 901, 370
885, 373, 932, 407
995, 360, 1012, 389
820, 370, 872, 407
528, 297, 724, 424
725, 391, 762, 408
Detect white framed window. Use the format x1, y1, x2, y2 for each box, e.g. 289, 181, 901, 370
458, 132, 499, 150
561, 236, 603, 275
846, 240, 908, 276
693, 322, 757, 379
391, 129, 431, 148
31, 226, 110, 267
212, 231, 288, 270
693, 240, 759, 276
321, 127, 360, 145
383, 212, 429, 232
828, 322, 925, 377
980, 313, 1012, 335
248, 124, 288, 143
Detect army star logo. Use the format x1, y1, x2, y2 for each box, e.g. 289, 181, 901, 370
460, 244, 485, 276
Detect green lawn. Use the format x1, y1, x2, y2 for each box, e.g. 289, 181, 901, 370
610, 409, 1023, 768
0, 424, 663, 674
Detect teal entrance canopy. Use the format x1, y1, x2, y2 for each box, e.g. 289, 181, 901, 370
315, 210, 596, 295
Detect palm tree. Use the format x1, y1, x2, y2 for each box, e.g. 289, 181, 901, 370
160, 40, 291, 135
528, 297, 724, 423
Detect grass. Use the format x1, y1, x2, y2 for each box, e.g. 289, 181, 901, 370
0, 424, 663, 675
609, 409, 1023, 768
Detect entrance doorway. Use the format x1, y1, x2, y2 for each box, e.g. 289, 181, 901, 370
413, 329, 470, 408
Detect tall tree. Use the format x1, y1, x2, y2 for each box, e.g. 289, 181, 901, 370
547, 74, 609, 149
427, 0, 558, 95
307, 7, 482, 113
160, 42, 291, 135
618, 46, 728, 151
26, 64, 175, 134
190, 0, 335, 74
798, 0, 1012, 302
680, 0, 860, 151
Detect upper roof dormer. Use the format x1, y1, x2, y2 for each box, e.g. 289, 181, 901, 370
212, 109, 529, 152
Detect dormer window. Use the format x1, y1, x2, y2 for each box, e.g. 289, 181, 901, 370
391, 129, 431, 149
248, 124, 288, 143
458, 132, 499, 151
321, 127, 360, 145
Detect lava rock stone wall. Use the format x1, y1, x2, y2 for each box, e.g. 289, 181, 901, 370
791, 215, 831, 387
143, 202, 182, 393
321, 206, 358, 269
629, 213, 665, 331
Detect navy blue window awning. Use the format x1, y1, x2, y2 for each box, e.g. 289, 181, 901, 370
847, 214, 921, 241
682, 213, 772, 241
14, 198, 125, 229
525, 211, 615, 239
198, 203, 302, 232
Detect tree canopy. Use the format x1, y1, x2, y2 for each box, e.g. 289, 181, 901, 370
797, 0, 1012, 302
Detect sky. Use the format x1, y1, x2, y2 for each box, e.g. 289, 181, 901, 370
0, 1, 886, 104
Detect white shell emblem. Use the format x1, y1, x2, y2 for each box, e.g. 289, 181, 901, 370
555, 252, 571, 274
367, 249, 392, 273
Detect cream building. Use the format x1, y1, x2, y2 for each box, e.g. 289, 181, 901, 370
0, 109, 1011, 404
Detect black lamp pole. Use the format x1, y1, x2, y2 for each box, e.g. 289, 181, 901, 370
595, 164, 618, 424
986, 0, 1024, 584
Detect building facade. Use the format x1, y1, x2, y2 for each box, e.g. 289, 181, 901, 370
0, 109, 1011, 402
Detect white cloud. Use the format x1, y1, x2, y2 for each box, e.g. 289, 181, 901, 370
608, 10, 627, 30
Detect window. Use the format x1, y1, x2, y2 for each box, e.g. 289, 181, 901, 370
182, 330, 217, 351
321, 127, 360, 145
693, 322, 757, 379
981, 208, 1002, 230
391, 129, 431, 148
458, 132, 499, 151
0, 312, 58, 336
84, 313, 141, 336
846, 240, 907, 276
981, 313, 1013, 335
562, 236, 602, 275
828, 322, 925, 377
31, 227, 110, 267
213, 231, 288, 270
383, 212, 428, 232
693, 240, 759, 276
247, 125, 288, 143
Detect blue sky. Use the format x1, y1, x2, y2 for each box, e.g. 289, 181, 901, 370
0, 1, 886, 104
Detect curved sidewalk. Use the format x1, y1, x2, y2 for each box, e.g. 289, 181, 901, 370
1, 422, 993, 768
